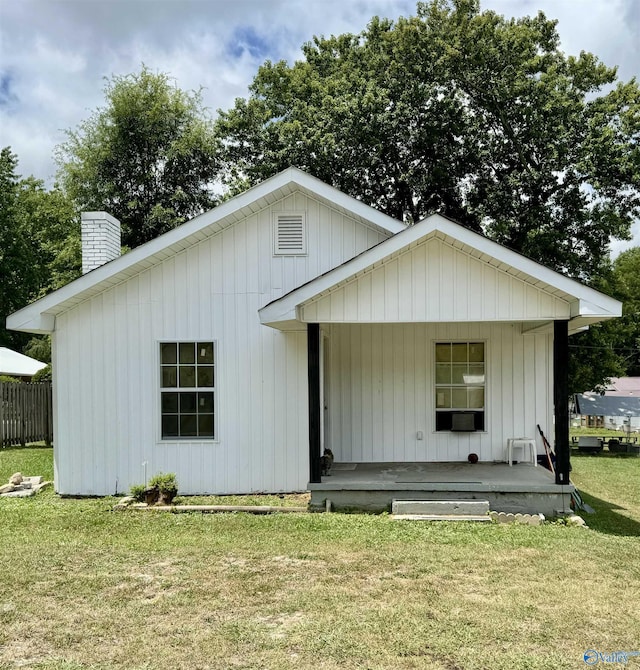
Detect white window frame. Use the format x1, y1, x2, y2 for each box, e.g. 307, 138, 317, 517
434, 340, 486, 432
158, 340, 217, 441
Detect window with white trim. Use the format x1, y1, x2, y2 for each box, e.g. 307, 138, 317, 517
435, 342, 485, 431
160, 342, 215, 439
273, 212, 306, 255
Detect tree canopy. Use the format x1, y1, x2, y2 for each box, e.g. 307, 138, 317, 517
0, 147, 79, 353
610, 247, 640, 376
215, 0, 640, 283
56, 66, 220, 249
569, 246, 640, 394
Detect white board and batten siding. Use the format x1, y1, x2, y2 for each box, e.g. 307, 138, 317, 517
53, 192, 390, 495
301, 236, 571, 324
323, 323, 553, 464
307, 237, 562, 464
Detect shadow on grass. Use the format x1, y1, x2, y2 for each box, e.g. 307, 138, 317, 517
570, 452, 640, 536
0, 442, 52, 451
576, 491, 640, 537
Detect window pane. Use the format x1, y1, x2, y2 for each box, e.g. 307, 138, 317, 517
436, 388, 451, 408
198, 342, 214, 364
451, 343, 467, 362
435, 344, 451, 362
179, 342, 195, 364
469, 342, 484, 362
468, 387, 485, 409
198, 392, 214, 413
452, 388, 468, 408
179, 366, 196, 387
162, 415, 179, 438
161, 342, 177, 364
161, 392, 178, 413
180, 392, 197, 413
180, 415, 198, 437
161, 367, 177, 388
435, 364, 450, 384
198, 366, 214, 388
198, 414, 214, 437
451, 364, 467, 384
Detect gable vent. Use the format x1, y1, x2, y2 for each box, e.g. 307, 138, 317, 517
274, 212, 306, 255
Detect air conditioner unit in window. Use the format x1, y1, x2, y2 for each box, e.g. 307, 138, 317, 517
451, 413, 476, 432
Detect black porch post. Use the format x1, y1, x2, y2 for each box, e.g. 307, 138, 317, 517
308, 323, 322, 483
554, 319, 571, 485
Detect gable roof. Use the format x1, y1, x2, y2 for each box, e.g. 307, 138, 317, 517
7, 168, 405, 334
259, 213, 622, 333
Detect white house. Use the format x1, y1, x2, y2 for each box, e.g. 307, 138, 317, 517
7, 168, 621, 506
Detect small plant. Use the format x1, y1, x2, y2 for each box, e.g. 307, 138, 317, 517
148, 472, 178, 505
129, 483, 146, 502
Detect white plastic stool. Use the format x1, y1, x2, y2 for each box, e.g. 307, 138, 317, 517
506, 437, 537, 466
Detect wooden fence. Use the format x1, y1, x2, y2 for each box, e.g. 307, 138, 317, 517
0, 382, 53, 447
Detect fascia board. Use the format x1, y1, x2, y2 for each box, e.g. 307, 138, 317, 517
6, 311, 55, 334
571, 298, 622, 319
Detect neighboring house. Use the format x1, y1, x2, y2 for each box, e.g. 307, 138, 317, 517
605, 377, 640, 397
7, 168, 621, 500
576, 377, 640, 432
0, 347, 47, 381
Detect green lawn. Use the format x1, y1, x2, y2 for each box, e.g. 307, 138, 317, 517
1, 446, 639, 670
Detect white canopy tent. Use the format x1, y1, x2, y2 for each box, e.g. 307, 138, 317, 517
0, 347, 47, 378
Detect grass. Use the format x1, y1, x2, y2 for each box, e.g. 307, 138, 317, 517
1, 446, 640, 669
570, 426, 636, 438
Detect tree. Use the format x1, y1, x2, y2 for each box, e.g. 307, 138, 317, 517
569, 247, 640, 393
215, 0, 640, 282
0, 146, 80, 353
56, 66, 220, 249
610, 247, 640, 376
0, 148, 39, 350
15, 177, 81, 294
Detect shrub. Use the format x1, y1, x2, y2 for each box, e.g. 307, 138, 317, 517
148, 472, 178, 495
129, 483, 146, 502
33, 365, 52, 382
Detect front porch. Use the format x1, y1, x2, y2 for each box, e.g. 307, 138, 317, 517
308, 462, 573, 516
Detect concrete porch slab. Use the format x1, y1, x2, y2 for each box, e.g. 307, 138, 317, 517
309, 462, 573, 515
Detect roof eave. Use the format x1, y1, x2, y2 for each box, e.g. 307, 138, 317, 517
8, 167, 405, 334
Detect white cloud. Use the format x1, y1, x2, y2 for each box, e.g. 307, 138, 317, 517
611, 221, 640, 259
0, 0, 638, 253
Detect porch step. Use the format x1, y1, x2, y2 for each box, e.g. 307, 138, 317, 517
392, 514, 491, 522
391, 499, 490, 516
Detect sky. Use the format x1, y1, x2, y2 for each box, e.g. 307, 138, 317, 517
1, 0, 639, 254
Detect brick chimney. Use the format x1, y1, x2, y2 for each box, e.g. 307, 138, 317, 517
81, 212, 121, 274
